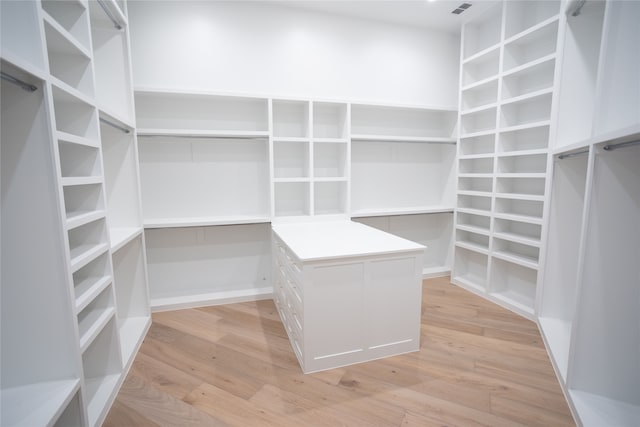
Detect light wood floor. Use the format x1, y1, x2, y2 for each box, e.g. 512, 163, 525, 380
104, 276, 575, 426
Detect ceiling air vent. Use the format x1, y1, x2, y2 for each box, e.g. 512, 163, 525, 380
452, 3, 472, 15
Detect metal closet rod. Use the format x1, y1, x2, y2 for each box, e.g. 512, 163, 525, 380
100, 117, 130, 134
1, 71, 37, 92
97, 0, 123, 30
558, 149, 589, 160
603, 139, 640, 152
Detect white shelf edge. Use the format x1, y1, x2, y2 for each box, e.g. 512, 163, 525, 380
454, 241, 489, 255
451, 275, 487, 294
109, 227, 143, 252
351, 134, 456, 144
461, 75, 499, 92
79, 306, 116, 353
460, 102, 498, 116
151, 286, 274, 312
458, 173, 494, 179
314, 177, 348, 183
273, 136, 310, 143
42, 12, 92, 59
98, 105, 135, 131
490, 290, 535, 317
456, 207, 491, 217
350, 206, 454, 218
0, 379, 81, 427
313, 137, 349, 144
458, 153, 495, 160
70, 242, 110, 272
569, 389, 640, 427
137, 128, 270, 138
65, 210, 106, 231
493, 231, 541, 248
491, 250, 539, 270
493, 212, 543, 225
460, 129, 496, 139
143, 216, 271, 229
274, 178, 311, 183
494, 192, 545, 202
501, 87, 554, 107
457, 190, 493, 198
497, 148, 548, 158
503, 15, 560, 47
75, 275, 113, 314
456, 224, 491, 236
56, 131, 100, 148
502, 53, 557, 79
499, 120, 551, 134
495, 173, 547, 179
462, 42, 500, 65
60, 176, 103, 186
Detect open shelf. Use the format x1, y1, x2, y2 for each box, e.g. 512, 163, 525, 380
313, 101, 347, 139
492, 238, 539, 270
89, 0, 134, 122
351, 104, 456, 139
457, 193, 491, 214
498, 122, 549, 153
458, 133, 495, 156
568, 142, 640, 425
494, 196, 543, 224
497, 152, 547, 174
43, 14, 94, 97
502, 57, 555, 101
500, 91, 552, 129
51, 84, 99, 141
455, 228, 489, 254
503, 18, 559, 73
62, 182, 105, 229
462, 47, 500, 88
351, 205, 453, 218
504, 1, 560, 40
41, 0, 91, 51
352, 140, 455, 213
143, 215, 271, 229
458, 156, 493, 174
489, 257, 537, 315
1, 69, 82, 427
58, 139, 102, 179
461, 78, 498, 111
73, 251, 112, 312
68, 218, 110, 272
145, 224, 272, 309
452, 247, 488, 291
273, 99, 309, 138
462, 3, 502, 61
494, 218, 541, 247
135, 90, 269, 132
495, 176, 545, 197
314, 141, 347, 178
1, 1, 46, 72
460, 106, 496, 135
82, 317, 122, 427
457, 212, 490, 235
458, 176, 493, 193
138, 136, 269, 222
112, 235, 151, 364
77, 284, 116, 352
1, 379, 81, 427
274, 181, 311, 217
273, 140, 310, 178
313, 181, 347, 216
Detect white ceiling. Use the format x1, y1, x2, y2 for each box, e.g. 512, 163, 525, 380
264, 0, 500, 33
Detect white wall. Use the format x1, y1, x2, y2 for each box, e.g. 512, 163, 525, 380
128, 1, 460, 107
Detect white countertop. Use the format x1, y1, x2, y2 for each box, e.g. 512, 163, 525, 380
272, 221, 425, 262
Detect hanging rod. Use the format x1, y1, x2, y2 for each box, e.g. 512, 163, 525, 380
567, 0, 586, 17
100, 117, 130, 134
558, 149, 589, 160
96, 0, 123, 30
1, 71, 37, 92
138, 134, 267, 140
603, 139, 640, 152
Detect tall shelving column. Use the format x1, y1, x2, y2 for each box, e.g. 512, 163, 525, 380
541, 1, 640, 425
453, 0, 562, 319
88, 0, 151, 375
136, 90, 272, 311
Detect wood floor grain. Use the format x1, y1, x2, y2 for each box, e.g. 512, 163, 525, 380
104, 277, 575, 426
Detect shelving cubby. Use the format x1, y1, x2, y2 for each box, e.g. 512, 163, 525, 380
488, 257, 537, 316
554, 1, 605, 149
461, 48, 500, 89
312, 101, 348, 140
111, 235, 151, 365
539, 150, 589, 382
272, 99, 310, 138
458, 133, 495, 157
42, 13, 94, 98
0, 0, 46, 74
567, 140, 640, 426
497, 123, 549, 154
1, 62, 84, 427
145, 224, 273, 311
462, 3, 502, 61
504, 0, 561, 40
461, 78, 498, 111
100, 115, 144, 250
273, 140, 310, 179
452, 246, 489, 292
89, 0, 135, 123
41, 0, 92, 51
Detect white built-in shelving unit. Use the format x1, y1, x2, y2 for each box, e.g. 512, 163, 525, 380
452, 0, 561, 319
539, 1, 640, 425
1, 1, 149, 426
137, 89, 458, 310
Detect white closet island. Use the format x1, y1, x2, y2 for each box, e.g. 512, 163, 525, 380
272, 221, 424, 373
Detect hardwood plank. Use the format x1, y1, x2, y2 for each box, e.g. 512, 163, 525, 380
105, 277, 575, 426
